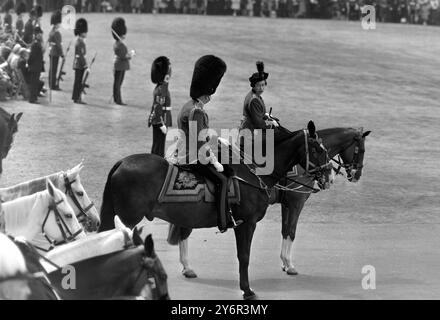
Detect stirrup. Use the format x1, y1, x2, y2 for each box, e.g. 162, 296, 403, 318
230, 215, 244, 229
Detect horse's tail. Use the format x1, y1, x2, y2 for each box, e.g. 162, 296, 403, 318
167, 224, 193, 246
99, 160, 123, 232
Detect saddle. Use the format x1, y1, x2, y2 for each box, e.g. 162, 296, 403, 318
157, 163, 241, 204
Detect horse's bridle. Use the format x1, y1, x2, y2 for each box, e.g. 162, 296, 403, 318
131, 255, 169, 300
63, 173, 95, 224
34, 198, 84, 252
331, 129, 365, 179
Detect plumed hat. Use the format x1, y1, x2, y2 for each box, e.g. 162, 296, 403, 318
111, 17, 127, 41
16, 2, 26, 15
151, 56, 170, 84
51, 10, 62, 25
190, 55, 227, 100
249, 61, 269, 87
74, 18, 88, 36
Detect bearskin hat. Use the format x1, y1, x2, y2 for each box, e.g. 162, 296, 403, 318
111, 17, 126, 41
74, 18, 88, 36
51, 10, 62, 25
190, 55, 227, 100
35, 5, 43, 18
249, 61, 269, 87
3, 0, 14, 12
16, 2, 26, 15
151, 56, 170, 84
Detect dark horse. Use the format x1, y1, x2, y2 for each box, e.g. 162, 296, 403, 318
170, 127, 371, 277
99, 121, 331, 299
0, 107, 23, 176
11, 229, 169, 300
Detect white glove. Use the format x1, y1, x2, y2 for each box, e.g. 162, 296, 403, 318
272, 120, 279, 127
212, 160, 224, 173
160, 125, 167, 135
130, 50, 136, 58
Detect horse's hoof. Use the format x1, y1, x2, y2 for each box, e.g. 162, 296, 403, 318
243, 291, 258, 300
182, 269, 198, 279
286, 267, 298, 276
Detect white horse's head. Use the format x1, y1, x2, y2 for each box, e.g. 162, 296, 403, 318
63, 162, 100, 232
0, 233, 31, 300
40, 180, 86, 246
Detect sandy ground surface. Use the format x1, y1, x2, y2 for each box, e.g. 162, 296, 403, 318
1, 14, 439, 299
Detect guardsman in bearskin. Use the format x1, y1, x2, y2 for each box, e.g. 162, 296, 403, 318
23, 7, 36, 46
15, 2, 26, 40
72, 18, 88, 104
34, 5, 42, 29
177, 55, 243, 233
111, 17, 134, 105
48, 10, 63, 91
149, 56, 172, 157
27, 26, 44, 104
3, 0, 14, 34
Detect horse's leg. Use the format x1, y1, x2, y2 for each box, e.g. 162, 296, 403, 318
234, 221, 257, 300
179, 239, 197, 278
281, 193, 310, 276
167, 224, 197, 278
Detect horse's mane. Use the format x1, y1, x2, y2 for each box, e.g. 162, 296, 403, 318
0, 172, 62, 202
43, 229, 135, 273
0, 233, 28, 279
2, 192, 41, 236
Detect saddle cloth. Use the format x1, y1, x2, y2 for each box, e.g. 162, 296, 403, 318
157, 164, 240, 204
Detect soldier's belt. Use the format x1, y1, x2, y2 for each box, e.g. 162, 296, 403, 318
164, 107, 172, 111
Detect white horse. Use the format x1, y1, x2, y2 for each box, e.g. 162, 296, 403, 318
0, 162, 100, 232
42, 216, 134, 273
0, 233, 32, 300
1, 180, 86, 252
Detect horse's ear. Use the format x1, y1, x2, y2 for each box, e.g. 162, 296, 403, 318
133, 227, 144, 246
144, 234, 156, 258
15, 112, 23, 123
363, 131, 371, 138
47, 179, 56, 197
307, 121, 316, 138
114, 215, 126, 231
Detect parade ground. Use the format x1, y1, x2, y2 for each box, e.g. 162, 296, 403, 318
1, 14, 439, 299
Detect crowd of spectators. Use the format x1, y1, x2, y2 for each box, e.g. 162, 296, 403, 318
54, 0, 440, 25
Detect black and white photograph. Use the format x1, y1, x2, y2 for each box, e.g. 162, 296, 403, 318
0, 0, 438, 305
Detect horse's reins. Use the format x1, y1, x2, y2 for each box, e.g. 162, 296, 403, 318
34, 198, 83, 253
63, 172, 95, 224
331, 130, 365, 177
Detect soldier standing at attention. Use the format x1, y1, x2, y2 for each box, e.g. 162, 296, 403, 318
3, 0, 14, 34
48, 10, 63, 91
15, 2, 27, 40
148, 56, 172, 157
111, 17, 134, 105
27, 26, 44, 104
72, 18, 88, 104
23, 7, 36, 46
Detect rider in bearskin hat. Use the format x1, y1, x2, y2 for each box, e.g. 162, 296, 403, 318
48, 10, 63, 90
176, 55, 243, 233
111, 17, 135, 105
72, 18, 88, 104
149, 56, 172, 157
15, 2, 27, 40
